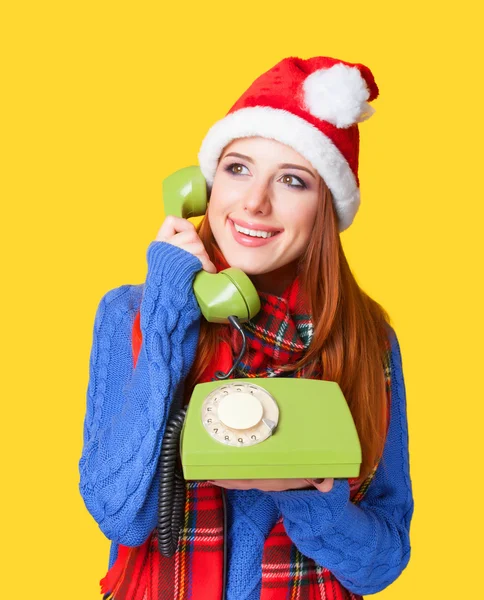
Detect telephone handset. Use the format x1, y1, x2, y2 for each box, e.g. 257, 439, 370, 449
157, 166, 361, 558
162, 165, 261, 323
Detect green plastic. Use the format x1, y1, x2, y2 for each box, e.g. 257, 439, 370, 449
162, 165, 261, 323
193, 269, 261, 323
221, 268, 261, 320
162, 166, 208, 219
180, 378, 362, 480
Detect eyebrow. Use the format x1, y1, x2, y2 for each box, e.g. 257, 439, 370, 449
222, 152, 316, 180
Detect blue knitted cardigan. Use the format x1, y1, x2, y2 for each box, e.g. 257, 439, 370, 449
79, 241, 414, 599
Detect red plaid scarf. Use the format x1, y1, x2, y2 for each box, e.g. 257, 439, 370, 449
101, 271, 391, 600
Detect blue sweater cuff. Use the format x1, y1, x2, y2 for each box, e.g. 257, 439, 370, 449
267, 479, 351, 535
147, 241, 202, 290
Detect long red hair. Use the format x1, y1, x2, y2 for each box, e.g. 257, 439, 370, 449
185, 178, 392, 481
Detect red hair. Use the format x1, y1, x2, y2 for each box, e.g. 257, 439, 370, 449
185, 178, 392, 481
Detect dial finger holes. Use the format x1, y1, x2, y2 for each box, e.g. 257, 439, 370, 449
201, 383, 279, 447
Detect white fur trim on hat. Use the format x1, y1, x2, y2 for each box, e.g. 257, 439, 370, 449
303, 64, 374, 129
197, 106, 360, 232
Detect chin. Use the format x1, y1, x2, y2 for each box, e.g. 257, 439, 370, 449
226, 262, 268, 275
223, 253, 273, 275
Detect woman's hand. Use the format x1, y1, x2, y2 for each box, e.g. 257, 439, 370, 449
207, 478, 335, 493
156, 216, 217, 274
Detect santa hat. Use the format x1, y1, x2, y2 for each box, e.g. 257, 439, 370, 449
198, 56, 379, 232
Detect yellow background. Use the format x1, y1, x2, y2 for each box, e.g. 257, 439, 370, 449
2, 1, 483, 598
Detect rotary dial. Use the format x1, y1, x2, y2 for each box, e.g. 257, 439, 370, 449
201, 383, 279, 447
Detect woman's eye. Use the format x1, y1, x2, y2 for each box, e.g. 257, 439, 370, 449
280, 174, 306, 189
224, 163, 306, 189
225, 163, 250, 176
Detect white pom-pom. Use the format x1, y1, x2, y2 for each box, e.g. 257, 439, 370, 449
302, 64, 374, 128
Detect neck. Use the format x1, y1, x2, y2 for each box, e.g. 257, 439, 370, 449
249, 261, 298, 296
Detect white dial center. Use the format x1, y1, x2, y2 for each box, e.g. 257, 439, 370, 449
217, 392, 263, 430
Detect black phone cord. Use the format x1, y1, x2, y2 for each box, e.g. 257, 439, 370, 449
157, 407, 187, 557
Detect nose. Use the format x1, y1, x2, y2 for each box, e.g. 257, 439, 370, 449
243, 181, 271, 216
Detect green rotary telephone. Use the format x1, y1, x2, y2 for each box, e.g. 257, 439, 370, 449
157, 166, 361, 556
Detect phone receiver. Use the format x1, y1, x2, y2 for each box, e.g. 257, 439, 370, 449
162, 165, 208, 220
162, 166, 261, 323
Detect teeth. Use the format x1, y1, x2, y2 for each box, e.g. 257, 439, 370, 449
234, 223, 276, 238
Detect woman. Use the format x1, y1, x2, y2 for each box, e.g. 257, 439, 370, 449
79, 56, 413, 599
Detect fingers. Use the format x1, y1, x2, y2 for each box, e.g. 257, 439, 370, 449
156, 215, 196, 241
182, 243, 217, 274
308, 477, 334, 493
211, 478, 335, 493
155, 216, 217, 274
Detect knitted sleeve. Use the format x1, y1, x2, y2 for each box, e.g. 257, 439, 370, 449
267, 329, 414, 595
79, 241, 202, 547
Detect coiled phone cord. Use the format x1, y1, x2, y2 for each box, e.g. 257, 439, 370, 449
156, 316, 246, 596
156, 407, 188, 556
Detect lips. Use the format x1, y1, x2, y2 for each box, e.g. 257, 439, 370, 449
228, 218, 282, 248
230, 217, 282, 234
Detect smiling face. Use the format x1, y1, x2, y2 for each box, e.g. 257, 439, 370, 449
207, 137, 322, 291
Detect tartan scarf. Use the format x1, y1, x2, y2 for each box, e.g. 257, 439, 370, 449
101, 261, 392, 600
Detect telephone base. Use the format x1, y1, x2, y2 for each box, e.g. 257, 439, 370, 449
181, 378, 362, 481
183, 463, 360, 480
